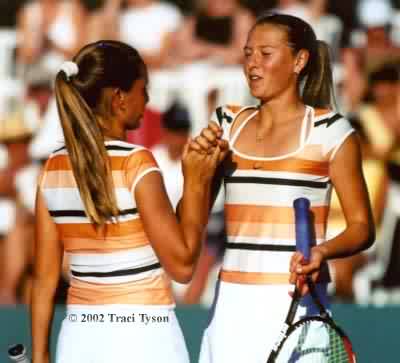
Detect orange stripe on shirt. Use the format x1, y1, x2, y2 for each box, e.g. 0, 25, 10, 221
67, 274, 174, 305
63, 232, 150, 252
46, 154, 127, 171
57, 218, 145, 239
225, 205, 329, 225
220, 270, 291, 285
226, 221, 326, 240
42, 170, 126, 188
314, 108, 332, 117
230, 155, 329, 175
219, 269, 330, 284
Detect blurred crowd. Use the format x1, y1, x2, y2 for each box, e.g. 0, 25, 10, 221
0, 0, 399, 307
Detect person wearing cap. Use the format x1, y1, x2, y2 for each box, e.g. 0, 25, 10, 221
151, 102, 191, 210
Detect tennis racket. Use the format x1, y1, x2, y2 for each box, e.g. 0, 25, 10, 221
266, 197, 356, 363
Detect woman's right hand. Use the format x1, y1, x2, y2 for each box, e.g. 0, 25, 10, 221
189, 122, 230, 163
181, 140, 221, 184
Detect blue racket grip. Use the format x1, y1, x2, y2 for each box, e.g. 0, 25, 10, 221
293, 198, 312, 262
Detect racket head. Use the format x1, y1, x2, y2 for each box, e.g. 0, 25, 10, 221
270, 315, 356, 363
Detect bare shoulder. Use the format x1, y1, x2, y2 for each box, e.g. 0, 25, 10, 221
229, 105, 258, 136
314, 107, 333, 117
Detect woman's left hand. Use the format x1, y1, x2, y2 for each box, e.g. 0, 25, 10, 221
289, 246, 326, 296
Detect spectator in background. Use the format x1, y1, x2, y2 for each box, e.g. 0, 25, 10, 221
16, 0, 87, 79
0, 145, 17, 304
116, 0, 184, 146
0, 73, 55, 305
172, 0, 253, 66
273, 0, 309, 20
307, 0, 343, 62
337, 48, 368, 115
85, 0, 122, 43
167, 0, 254, 136
0, 111, 33, 305
351, 0, 400, 73
352, 63, 400, 306
151, 101, 191, 210
359, 63, 400, 159
274, 0, 343, 61
119, 0, 183, 69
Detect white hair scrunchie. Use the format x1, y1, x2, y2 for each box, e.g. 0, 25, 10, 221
60, 61, 79, 81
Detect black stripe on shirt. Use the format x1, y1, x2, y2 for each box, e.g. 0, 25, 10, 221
105, 145, 136, 151
53, 145, 66, 153
224, 176, 328, 189
225, 242, 295, 252
314, 113, 343, 128
71, 262, 161, 278
52, 144, 135, 154
49, 208, 138, 218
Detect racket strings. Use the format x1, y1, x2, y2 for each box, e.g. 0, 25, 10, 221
328, 328, 352, 363
278, 320, 353, 363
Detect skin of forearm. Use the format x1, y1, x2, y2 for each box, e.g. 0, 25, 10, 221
31, 281, 57, 361
179, 179, 211, 264
317, 221, 375, 260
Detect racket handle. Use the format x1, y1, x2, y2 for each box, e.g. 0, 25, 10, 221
293, 197, 312, 261
8, 344, 30, 363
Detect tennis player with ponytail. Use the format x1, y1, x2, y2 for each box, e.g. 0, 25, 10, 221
31, 40, 220, 363
189, 13, 375, 362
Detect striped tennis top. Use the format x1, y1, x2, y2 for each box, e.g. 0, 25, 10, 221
38, 140, 174, 306
211, 105, 354, 285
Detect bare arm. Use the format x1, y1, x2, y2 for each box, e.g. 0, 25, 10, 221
31, 190, 62, 363
290, 134, 375, 293
135, 146, 220, 283
320, 134, 375, 258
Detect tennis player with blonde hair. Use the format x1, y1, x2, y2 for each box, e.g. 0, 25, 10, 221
31, 40, 220, 363
189, 13, 375, 362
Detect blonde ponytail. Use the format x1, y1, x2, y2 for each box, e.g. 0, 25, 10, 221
55, 73, 119, 225
53, 40, 147, 226
302, 40, 334, 108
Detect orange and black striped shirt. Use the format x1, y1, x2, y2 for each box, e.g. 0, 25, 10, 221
211, 105, 354, 285
39, 140, 174, 306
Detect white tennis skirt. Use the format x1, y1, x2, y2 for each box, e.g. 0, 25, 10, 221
56, 304, 190, 363
199, 280, 330, 363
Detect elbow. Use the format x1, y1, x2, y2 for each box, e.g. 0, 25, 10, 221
365, 226, 376, 251
358, 222, 376, 252
170, 263, 195, 284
